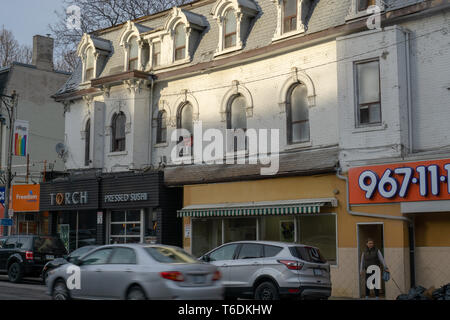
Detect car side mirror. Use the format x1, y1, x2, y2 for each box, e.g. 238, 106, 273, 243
202, 255, 211, 262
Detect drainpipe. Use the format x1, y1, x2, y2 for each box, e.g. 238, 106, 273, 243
336, 168, 415, 292
405, 29, 413, 154
148, 76, 155, 167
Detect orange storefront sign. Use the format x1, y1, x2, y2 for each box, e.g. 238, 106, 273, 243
11, 185, 40, 212
349, 159, 450, 205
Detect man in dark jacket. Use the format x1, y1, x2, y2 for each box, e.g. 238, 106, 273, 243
360, 238, 389, 299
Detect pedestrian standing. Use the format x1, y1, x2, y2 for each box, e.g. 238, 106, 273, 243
360, 238, 389, 299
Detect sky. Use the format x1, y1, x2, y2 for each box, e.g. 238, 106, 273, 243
0, 0, 64, 46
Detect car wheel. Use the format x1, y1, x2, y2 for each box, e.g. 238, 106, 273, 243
126, 286, 147, 300
53, 280, 71, 300
254, 282, 279, 300
8, 262, 23, 283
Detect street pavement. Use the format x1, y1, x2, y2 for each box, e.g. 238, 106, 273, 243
0, 275, 50, 300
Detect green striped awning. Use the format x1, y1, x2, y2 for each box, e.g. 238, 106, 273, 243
176, 199, 337, 218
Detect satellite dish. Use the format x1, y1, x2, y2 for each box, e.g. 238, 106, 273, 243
55, 143, 66, 156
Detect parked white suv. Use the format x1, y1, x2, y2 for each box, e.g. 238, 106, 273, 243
200, 241, 331, 300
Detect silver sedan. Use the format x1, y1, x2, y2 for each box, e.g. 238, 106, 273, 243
46, 244, 224, 300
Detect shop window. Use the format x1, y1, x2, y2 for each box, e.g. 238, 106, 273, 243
358, 0, 376, 11
237, 243, 264, 259
355, 59, 381, 126
297, 215, 337, 264
84, 119, 91, 167
260, 216, 296, 243
82, 248, 113, 265
111, 112, 126, 152
224, 218, 257, 243
58, 211, 97, 252
110, 210, 142, 244
109, 247, 137, 264
156, 110, 167, 144
128, 36, 139, 70
192, 219, 222, 258
174, 23, 186, 61
287, 83, 310, 144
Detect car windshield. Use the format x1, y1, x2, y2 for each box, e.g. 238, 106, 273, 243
34, 237, 67, 254
145, 246, 198, 264
289, 246, 327, 264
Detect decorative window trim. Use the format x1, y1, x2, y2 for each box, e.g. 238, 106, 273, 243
345, 0, 385, 21
77, 34, 112, 83
173, 90, 200, 122
271, 0, 313, 42
120, 21, 152, 72
278, 67, 316, 113
165, 7, 207, 65
220, 80, 253, 122
211, 0, 258, 56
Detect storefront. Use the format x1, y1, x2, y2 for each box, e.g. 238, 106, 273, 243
348, 158, 450, 297
100, 171, 182, 246
11, 184, 43, 235
178, 175, 341, 265
40, 177, 100, 253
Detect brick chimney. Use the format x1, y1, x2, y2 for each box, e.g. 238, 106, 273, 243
32, 35, 54, 71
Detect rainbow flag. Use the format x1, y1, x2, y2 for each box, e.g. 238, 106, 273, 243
13, 120, 29, 157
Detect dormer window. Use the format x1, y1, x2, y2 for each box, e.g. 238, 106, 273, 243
212, 0, 258, 56
283, 0, 297, 33
224, 9, 237, 49
174, 23, 187, 61
128, 36, 139, 70
164, 7, 207, 65
358, 0, 376, 12
120, 21, 152, 72
85, 47, 95, 81
272, 0, 314, 41
153, 42, 161, 67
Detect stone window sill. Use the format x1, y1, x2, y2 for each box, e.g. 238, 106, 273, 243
352, 123, 387, 133
108, 151, 128, 157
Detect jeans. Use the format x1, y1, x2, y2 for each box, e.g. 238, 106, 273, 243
365, 269, 380, 297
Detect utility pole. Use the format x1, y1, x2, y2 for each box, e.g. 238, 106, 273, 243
0, 91, 17, 236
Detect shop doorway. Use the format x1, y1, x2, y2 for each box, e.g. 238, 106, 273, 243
357, 223, 385, 298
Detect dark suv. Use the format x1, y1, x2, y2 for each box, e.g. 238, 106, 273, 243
0, 235, 67, 283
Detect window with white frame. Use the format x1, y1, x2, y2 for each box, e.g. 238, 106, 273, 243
84, 119, 91, 167
272, 0, 314, 41
174, 23, 187, 61
177, 103, 194, 157
156, 110, 167, 144
287, 83, 310, 144
227, 95, 247, 152
128, 36, 139, 70
212, 0, 258, 55
152, 41, 161, 67
85, 48, 95, 81
358, 0, 376, 11
355, 59, 381, 126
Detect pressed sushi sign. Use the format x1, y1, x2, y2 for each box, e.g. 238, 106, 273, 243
349, 159, 450, 204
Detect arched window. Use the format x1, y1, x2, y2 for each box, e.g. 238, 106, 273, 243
283, 0, 297, 33
85, 47, 95, 81
287, 84, 310, 144
84, 119, 91, 167
177, 103, 193, 157
128, 36, 139, 70
156, 111, 167, 144
112, 112, 126, 152
174, 23, 186, 61
227, 95, 247, 130
224, 9, 237, 49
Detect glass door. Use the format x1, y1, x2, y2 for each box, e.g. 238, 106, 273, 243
109, 210, 143, 244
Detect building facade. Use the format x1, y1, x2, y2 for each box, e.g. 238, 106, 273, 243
0, 35, 70, 235
54, 0, 450, 299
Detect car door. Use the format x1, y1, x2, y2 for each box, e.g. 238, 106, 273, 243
227, 243, 264, 290
2, 237, 18, 270
95, 247, 138, 299
0, 237, 8, 271
207, 244, 239, 287
73, 248, 113, 299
